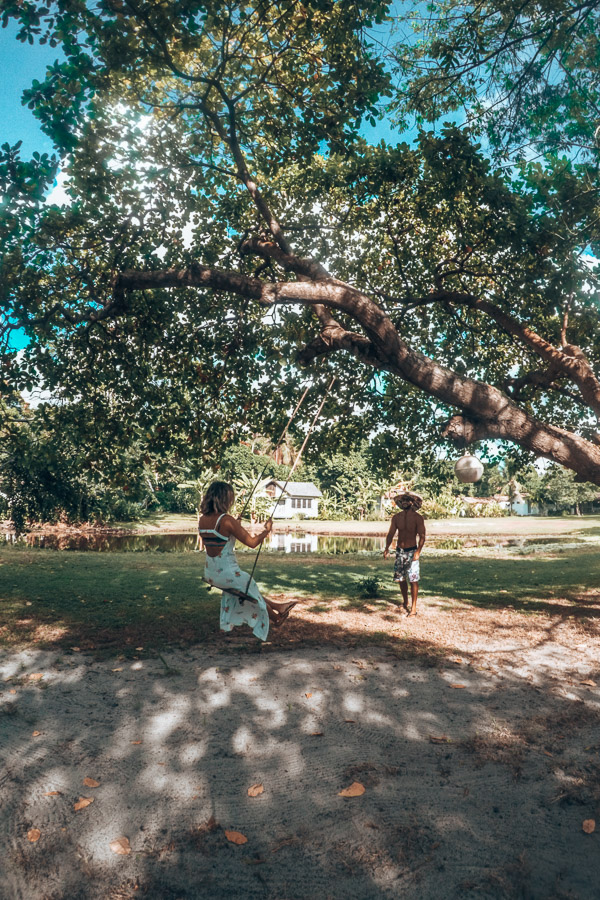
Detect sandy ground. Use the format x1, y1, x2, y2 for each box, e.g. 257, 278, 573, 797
2, 594, 600, 900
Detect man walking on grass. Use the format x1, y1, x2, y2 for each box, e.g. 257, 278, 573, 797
383, 492, 426, 617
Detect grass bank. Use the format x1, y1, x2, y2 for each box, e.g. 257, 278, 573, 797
1, 545, 599, 655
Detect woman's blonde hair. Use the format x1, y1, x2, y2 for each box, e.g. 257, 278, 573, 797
200, 481, 235, 516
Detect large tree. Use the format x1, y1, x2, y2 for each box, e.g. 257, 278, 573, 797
2, 0, 600, 482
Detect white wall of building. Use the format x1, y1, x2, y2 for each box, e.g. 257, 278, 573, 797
269, 495, 319, 519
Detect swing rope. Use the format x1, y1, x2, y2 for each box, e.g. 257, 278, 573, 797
238, 382, 312, 521
244, 374, 336, 593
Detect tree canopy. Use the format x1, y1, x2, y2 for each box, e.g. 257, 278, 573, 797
2, 0, 600, 485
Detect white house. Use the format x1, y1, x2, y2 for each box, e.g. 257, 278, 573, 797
264, 480, 322, 519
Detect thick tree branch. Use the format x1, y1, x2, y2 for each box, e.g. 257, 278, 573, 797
430, 288, 600, 416
296, 324, 379, 367
241, 236, 330, 280
111, 261, 600, 483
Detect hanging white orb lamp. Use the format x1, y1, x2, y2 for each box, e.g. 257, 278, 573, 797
455, 452, 484, 483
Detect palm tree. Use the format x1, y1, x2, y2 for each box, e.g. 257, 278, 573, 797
232, 471, 271, 521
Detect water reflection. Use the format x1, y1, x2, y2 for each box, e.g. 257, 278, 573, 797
1, 530, 590, 554
1, 530, 384, 554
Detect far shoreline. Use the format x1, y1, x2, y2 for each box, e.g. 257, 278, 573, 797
3, 513, 600, 540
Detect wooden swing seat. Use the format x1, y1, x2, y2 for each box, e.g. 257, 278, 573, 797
202, 577, 258, 604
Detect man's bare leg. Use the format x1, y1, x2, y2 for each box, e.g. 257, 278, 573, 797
407, 582, 418, 617
399, 582, 409, 611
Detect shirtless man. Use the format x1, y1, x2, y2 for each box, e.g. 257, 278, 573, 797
383, 492, 426, 617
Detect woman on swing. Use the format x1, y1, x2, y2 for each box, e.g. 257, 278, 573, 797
198, 481, 298, 641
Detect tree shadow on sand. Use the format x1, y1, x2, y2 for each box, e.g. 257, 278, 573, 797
1, 617, 599, 900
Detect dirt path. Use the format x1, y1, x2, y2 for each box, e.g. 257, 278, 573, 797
2, 597, 599, 900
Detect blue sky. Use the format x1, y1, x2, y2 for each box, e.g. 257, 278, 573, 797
0, 21, 61, 158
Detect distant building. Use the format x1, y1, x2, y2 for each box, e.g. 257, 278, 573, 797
264, 480, 322, 519
461, 494, 541, 516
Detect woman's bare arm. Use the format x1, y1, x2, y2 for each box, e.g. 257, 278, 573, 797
220, 515, 272, 548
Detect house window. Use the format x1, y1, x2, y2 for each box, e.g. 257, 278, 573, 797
290, 497, 313, 509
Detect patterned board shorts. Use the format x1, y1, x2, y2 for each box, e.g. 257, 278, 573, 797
394, 547, 420, 583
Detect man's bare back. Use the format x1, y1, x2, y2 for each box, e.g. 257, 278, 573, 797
390, 508, 425, 549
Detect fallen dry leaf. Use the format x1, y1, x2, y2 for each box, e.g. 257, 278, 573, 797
109, 836, 131, 855
247, 783, 264, 797
32, 731, 42, 737
131, 741, 142, 745
305, 692, 312, 699
73, 797, 94, 811
28, 674, 44, 682
338, 782, 365, 798
83, 777, 100, 788
27, 828, 41, 842
225, 830, 248, 844
9, 689, 16, 694
344, 719, 356, 724
135, 647, 144, 651
311, 732, 324, 737
429, 735, 452, 744
580, 680, 597, 687
583, 819, 596, 834
449, 684, 466, 689
70, 647, 80, 652
44, 791, 61, 797
112, 667, 123, 672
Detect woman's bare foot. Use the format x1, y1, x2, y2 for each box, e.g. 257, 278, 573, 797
267, 600, 299, 628
407, 608, 417, 617
270, 600, 298, 616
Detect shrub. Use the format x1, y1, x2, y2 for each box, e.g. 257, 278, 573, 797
463, 501, 507, 518
357, 575, 382, 598
421, 490, 463, 519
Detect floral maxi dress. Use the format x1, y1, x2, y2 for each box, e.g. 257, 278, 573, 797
201, 514, 270, 642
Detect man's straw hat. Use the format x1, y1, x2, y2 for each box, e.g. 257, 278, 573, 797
394, 491, 423, 510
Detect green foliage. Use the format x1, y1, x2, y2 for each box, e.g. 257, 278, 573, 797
463, 501, 507, 519
219, 445, 289, 484
531, 464, 600, 513
395, 0, 600, 168
421, 490, 463, 520
311, 445, 381, 519
317, 490, 348, 521
1, 0, 600, 492
0, 408, 155, 531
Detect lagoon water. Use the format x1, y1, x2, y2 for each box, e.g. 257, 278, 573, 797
2, 531, 589, 554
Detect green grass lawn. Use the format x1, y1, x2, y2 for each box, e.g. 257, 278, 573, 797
1, 545, 599, 654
